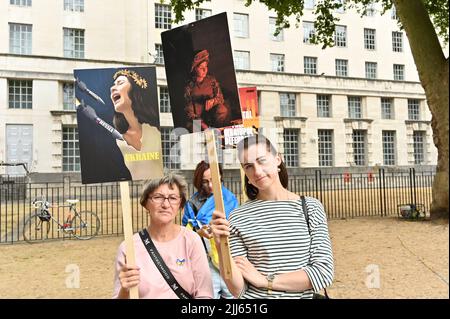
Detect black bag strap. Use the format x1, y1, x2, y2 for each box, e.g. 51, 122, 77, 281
138, 228, 192, 299
301, 196, 330, 299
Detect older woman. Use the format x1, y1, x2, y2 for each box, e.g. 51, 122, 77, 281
113, 174, 213, 299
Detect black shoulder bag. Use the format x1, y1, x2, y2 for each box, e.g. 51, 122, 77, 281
301, 196, 330, 299
138, 228, 192, 299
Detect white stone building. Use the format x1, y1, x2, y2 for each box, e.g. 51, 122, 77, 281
0, 0, 438, 179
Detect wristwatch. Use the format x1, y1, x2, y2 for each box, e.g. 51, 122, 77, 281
266, 273, 275, 295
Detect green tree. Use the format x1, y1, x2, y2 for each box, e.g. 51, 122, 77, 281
168, 0, 449, 220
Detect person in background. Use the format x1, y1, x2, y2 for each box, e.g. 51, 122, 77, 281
183, 160, 238, 299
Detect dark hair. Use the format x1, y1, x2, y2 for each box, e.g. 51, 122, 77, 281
236, 134, 288, 200
139, 174, 187, 209
112, 72, 159, 134
193, 160, 223, 192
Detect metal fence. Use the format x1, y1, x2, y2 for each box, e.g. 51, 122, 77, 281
0, 168, 434, 243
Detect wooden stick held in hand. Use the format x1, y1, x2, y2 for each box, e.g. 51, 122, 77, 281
120, 181, 139, 299
204, 129, 233, 280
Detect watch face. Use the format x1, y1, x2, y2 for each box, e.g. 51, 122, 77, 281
267, 274, 275, 281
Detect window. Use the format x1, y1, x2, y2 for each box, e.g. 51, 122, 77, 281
270, 54, 285, 72
63, 83, 75, 110
280, 93, 296, 117
303, 21, 315, 44
408, 99, 420, 120
382, 131, 396, 165
159, 87, 171, 113
393, 64, 404, 80
9, 23, 32, 55
381, 98, 393, 119
9, 80, 32, 109
304, 0, 315, 9
364, 28, 376, 50
413, 131, 425, 165
195, 8, 211, 21
155, 4, 172, 29
365, 62, 377, 79
392, 31, 403, 52
62, 126, 80, 172
284, 129, 299, 167
10, 0, 31, 6
64, 0, 84, 12
317, 95, 331, 117
234, 13, 249, 38
352, 130, 366, 166
234, 50, 250, 70
63, 28, 85, 58
318, 130, 333, 166
161, 127, 180, 169
348, 96, 362, 119
269, 17, 284, 41
304, 56, 317, 75
391, 6, 397, 19
334, 25, 347, 47
335, 59, 348, 77
155, 44, 164, 64
366, 2, 376, 16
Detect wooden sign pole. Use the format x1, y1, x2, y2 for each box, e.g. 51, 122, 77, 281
205, 130, 233, 280
119, 181, 139, 299
240, 167, 248, 203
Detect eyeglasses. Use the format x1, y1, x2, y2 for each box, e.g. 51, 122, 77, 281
149, 194, 181, 205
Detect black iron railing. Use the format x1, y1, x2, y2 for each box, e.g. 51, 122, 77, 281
0, 168, 435, 243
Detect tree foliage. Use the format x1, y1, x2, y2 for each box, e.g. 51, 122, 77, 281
168, 0, 448, 50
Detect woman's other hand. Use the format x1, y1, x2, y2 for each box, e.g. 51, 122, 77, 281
234, 256, 266, 289
197, 225, 213, 239
118, 264, 140, 291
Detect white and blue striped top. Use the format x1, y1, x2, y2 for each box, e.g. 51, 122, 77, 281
229, 196, 334, 299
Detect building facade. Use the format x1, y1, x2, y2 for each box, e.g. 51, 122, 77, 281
0, 0, 438, 179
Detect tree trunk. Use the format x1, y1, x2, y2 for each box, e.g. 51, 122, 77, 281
393, 0, 449, 220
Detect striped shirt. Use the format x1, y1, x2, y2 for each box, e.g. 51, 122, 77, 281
229, 196, 334, 299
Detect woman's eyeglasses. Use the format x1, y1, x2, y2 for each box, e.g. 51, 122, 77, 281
149, 194, 181, 205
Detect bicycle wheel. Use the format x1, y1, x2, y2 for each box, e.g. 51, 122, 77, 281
23, 214, 51, 243
72, 211, 100, 240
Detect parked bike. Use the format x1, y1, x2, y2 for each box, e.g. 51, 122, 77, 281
23, 197, 100, 243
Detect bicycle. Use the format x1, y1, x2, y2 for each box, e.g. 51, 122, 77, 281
23, 197, 101, 243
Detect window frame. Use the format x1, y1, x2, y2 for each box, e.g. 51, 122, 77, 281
318, 129, 334, 167
155, 3, 172, 30
63, 27, 85, 59
8, 79, 33, 109
283, 129, 300, 167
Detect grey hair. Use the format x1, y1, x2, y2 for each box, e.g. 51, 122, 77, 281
139, 174, 188, 208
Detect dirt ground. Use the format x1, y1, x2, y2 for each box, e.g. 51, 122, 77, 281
0, 216, 448, 299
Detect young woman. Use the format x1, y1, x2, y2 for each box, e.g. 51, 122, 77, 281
109, 69, 163, 180
182, 161, 238, 299
113, 174, 213, 299
211, 134, 334, 298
